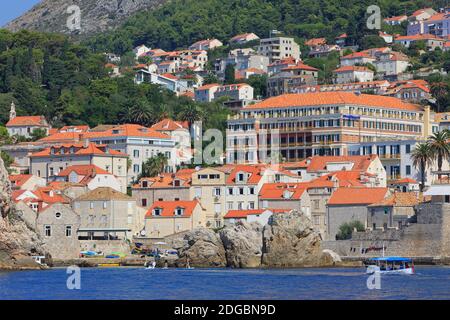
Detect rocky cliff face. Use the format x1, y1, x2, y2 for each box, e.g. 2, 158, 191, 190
0, 158, 45, 270
4, 0, 167, 35
172, 211, 339, 268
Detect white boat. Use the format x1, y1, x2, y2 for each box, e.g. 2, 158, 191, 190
366, 257, 415, 275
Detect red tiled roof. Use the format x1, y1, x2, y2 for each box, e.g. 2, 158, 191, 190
146, 200, 199, 218
30, 143, 127, 158
6, 116, 47, 127
151, 119, 189, 132
327, 187, 388, 205
226, 165, 265, 185
83, 124, 170, 140
259, 183, 307, 200
395, 34, 443, 41
297, 155, 379, 173
384, 15, 407, 22
390, 178, 418, 184
334, 66, 373, 73
38, 132, 83, 143
9, 174, 33, 187
282, 62, 319, 72
369, 192, 425, 207
245, 92, 422, 111
341, 52, 373, 59
58, 165, 110, 177
305, 38, 326, 47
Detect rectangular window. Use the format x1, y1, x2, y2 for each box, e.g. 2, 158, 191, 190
66, 226, 72, 237
213, 188, 221, 196
134, 164, 140, 173
227, 202, 233, 210
248, 202, 255, 209
406, 165, 411, 175
142, 199, 148, 207
133, 150, 140, 158
44, 225, 51, 237
227, 188, 234, 196
103, 201, 107, 209
90, 202, 94, 209
249, 187, 255, 195
405, 144, 411, 154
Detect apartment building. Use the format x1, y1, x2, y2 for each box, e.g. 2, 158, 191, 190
226, 92, 436, 164
257, 37, 301, 63
339, 52, 376, 67
373, 51, 410, 77
407, 8, 437, 36
394, 34, 445, 50
214, 83, 255, 109
267, 62, 319, 97
215, 48, 269, 78
424, 11, 450, 37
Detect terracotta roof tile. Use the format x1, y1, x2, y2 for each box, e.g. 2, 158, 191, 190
327, 187, 388, 205
75, 187, 131, 201
6, 116, 47, 127
146, 200, 199, 218
224, 208, 289, 219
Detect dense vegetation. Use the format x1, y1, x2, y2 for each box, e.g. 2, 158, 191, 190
0, 30, 231, 131
87, 0, 446, 53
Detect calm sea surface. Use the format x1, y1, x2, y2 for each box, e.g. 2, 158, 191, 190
0, 267, 449, 300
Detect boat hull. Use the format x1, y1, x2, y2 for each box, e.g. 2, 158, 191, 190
366, 265, 414, 275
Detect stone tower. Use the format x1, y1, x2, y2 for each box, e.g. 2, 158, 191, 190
9, 101, 16, 121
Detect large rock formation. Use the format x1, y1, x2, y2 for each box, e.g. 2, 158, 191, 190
219, 222, 263, 268
262, 211, 333, 267
0, 158, 45, 270
173, 211, 338, 268
4, 0, 168, 36
175, 228, 226, 268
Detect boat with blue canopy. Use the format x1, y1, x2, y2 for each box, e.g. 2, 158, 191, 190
366, 256, 415, 275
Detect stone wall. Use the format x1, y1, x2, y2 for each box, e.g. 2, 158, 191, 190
80, 239, 131, 255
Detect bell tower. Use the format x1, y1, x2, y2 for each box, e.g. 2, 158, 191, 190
9, 101, 16, 121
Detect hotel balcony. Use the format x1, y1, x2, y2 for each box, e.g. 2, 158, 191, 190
378, 153, 401, 160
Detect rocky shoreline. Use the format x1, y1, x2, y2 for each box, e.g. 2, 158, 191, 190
167, 211, 341, 269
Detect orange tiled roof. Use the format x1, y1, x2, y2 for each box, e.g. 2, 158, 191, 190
83, 124, 170, 140
390, 177, 418, 184
369, 192, 425, 207
341, 52, 373, 59
32, 186, 70, 205
334, 65, 373, 73
6, 116, 47, 127
327, 187, 388, 205
259, 183, 307, 200
58, 165, 110, 177
384, 15, 407, 22
9, 174, 33, 188
282, 62, 319, 72
226, 165, 265, 185
151, 119, 189, 132
30, 143, 127, 158
245, 92, 422, 111
305, 38, 326, 47
395, 34, 442, 41
38, 131, 83, 143
133, 170, 194, 189
146, 200, 199, 218
59, 125, 90, 133
297, 155, 379, 173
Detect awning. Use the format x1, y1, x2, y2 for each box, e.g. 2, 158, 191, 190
423, 185, 450, 196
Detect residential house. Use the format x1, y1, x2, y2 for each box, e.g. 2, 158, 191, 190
144, 200, 205, 238
339, 52, 376, 67
53, 165, 123, 193
215, 49, 269, 78
326, 187, 389, 240
333, 66, 374, 84
13, 186, 70, 213
335, 33, 348, 47
259, 183, 311, 216
229, 33, 260, 45
367, 192, 424, 230
73, 187, 146, 240
36, 203, 81, 259
386, 79, 431, 102
373, 51, 410, 77
384, 15, 407, 26
267, 62, 319, 97
82, 124, 178, 183
29, 142, 128, 190
394, 34, 445, 50
195, 83, 221, 102
132, 169, 194, 208
389, 178, 420, 192
9, 174, 46, 191
407, 8, 437, 36
423, 10, 450, 37
214, 83, 255, 109
6, 102, 50, 138
133, 45, 151, 59
190, 167, 229, 228
379, 31, 394, 44
189, 39, 223, 51
257, 37, 301, 63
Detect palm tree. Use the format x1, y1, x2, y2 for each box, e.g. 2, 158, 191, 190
139, 153, 169, 179
411, 143, 434, 192
130, 101, 154, 126
177, 102, 203, 130
428, 131, 450, 177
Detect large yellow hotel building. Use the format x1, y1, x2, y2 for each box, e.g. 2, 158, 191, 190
226, 92, 438, 164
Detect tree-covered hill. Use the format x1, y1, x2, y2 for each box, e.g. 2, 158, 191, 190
87, 0, 447, 54
0, 30, 230, 131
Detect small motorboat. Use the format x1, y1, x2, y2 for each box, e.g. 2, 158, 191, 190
366, 257, 415, 275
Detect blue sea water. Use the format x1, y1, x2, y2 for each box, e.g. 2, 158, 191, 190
0, 267, 449, 300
